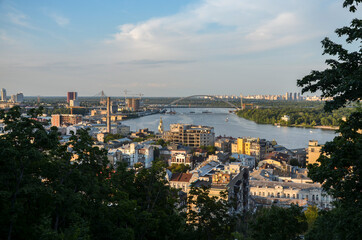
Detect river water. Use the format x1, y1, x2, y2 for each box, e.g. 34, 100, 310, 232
121, 108, 337, 149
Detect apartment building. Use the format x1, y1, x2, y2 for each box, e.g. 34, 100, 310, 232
51, 114, 83, 127
163, 124, 215, 147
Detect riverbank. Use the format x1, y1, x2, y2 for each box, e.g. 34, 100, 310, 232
274, 123, 338, 131
122, 108, 337, 149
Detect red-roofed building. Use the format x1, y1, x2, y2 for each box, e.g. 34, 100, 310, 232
169, 173, 194, 192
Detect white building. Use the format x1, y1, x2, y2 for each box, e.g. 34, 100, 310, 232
231, 153, 256, 169
118, 143, 154, 168
249, 180, 333, 209
169, 149, 192, 165
281, 115, 290, 122
1, 88, 6, 101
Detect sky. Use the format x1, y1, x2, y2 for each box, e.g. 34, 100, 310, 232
0, 0, 359, 97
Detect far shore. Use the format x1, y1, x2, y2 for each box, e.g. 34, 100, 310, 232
313, 125, 339, 130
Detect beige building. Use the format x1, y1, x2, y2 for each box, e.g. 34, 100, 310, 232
307, 140, 323, 165
168, 173, 195, 192
163, 124, 214, 147
250, 180, 333, 209
51, 114, 83, 127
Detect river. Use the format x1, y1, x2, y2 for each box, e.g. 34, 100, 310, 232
121, 108, 337, 149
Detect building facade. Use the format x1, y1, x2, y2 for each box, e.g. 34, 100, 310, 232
307, 140, 323, 165
67, 92, 78, 103
250, 180, 333, 209
169, 149, 193, 165
51, 114, 83, 127
1, 88, 6, 101
163, 124, 215, 147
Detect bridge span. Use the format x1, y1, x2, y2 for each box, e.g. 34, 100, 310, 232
163, 95, 241, 110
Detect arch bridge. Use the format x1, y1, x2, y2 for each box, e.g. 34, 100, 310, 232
164, 95, 240, 110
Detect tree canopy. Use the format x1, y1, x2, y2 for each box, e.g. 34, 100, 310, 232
297, 1, 362, 238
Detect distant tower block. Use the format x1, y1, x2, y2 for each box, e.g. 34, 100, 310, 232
106, 97, 111, 133
67, 92, 78, 103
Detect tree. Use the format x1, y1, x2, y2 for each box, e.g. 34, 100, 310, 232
297, 1, 361, 112
186, 185, 237, 240
306, 204, 362, 240
104, 133, 124, 143
0, 107, 188, 240
298, 0, 362, 205
304, 205, 318, 231
168, 163, 191, 173
249, 205, 307, 240
297, 1, 362, 238
0, 107, 59, 240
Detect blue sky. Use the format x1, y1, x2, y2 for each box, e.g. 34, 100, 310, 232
0, 0, 359, 97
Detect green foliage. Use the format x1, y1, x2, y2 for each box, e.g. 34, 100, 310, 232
155, 138, 167, 147
133, 137, 144, 142
200, 145, 217, 155
249, 205, 308, 240
168, 163, 191, 173
0, 107, 188, 240
297, 1, 362, 239
297, 1, 361, 112
237, 105, 352, 127
103, 133, 124, 143
308, 111, 362, 204
304, 205, 318, 231
187, 185, 237, 240
305, 204, 362, 240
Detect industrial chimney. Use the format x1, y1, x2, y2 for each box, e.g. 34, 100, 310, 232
106, 97, 111, 133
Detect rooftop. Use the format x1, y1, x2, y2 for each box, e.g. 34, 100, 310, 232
169, 173, 193, 182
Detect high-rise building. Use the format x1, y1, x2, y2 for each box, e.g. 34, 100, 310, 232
126, 98, 140, 111
285, 92, 289, 100
294, 92, 297, 101
51, 114, 83, 127
289, 92, 293, 100
10, 93, 24, 103
67, 92, 78, 103
1, 88, 6, 101
17, 93, 24, 102
297, 93, 301, 100
163, 124, 215, 147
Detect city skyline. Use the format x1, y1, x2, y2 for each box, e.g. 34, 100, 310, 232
0, 0, 360, 96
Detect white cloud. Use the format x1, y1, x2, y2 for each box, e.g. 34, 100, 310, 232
7, 10, 32, 28
107, 0, 324, 63
48, 13, 70, 27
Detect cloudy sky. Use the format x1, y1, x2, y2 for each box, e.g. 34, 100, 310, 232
0, 0, 359, 97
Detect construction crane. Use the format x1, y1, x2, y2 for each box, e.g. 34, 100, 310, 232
94, 90, 107, 105
138, 93, 144, 101
123, 89, 130, 102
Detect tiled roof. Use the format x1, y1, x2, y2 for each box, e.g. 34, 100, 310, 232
170, 173, 193, 182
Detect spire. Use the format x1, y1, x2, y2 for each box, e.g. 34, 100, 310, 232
158, 117, 164, 134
